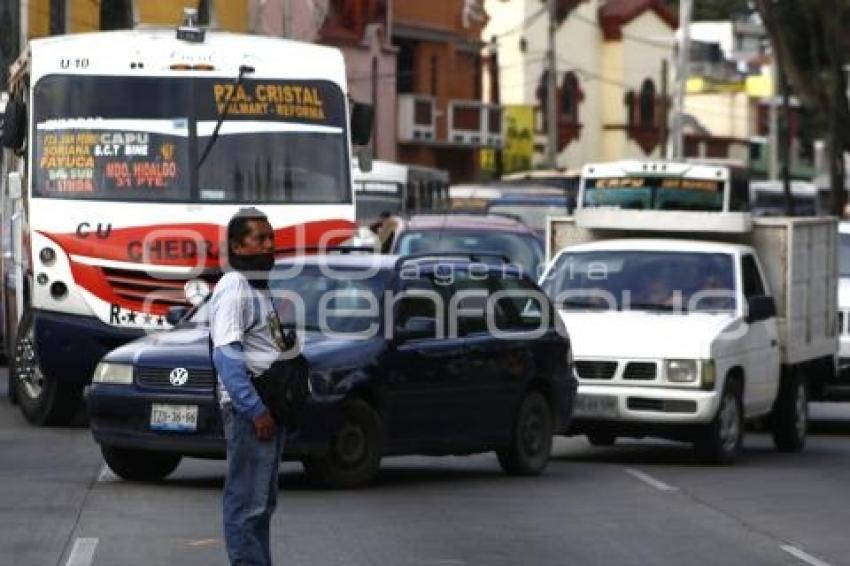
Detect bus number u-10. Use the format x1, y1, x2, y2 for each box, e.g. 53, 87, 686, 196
59, 58, 90, 70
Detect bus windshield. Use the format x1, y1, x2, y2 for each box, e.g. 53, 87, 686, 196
582, 176, 724, 211
354, 182, 404, 221
32, 75, 350, 203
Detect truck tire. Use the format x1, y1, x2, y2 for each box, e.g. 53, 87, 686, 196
101, 446, 181, 482
770, 370, 807, 452
13, 309, 80, 425
694, 379, 743, 465
302, 398, 383, 488
497, 391, 553, 476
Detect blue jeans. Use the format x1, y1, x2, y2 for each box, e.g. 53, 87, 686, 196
222, 405, 285, 566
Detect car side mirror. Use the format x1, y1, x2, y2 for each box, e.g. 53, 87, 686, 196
395, 316, 437, 342
746, 295, 776, 324
166, 306, 190, 326
350, 102, 374, 146
1, 99, 27, 150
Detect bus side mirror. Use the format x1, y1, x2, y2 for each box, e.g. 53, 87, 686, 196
7, 172, 21, 200
1, 99, 27, 151
355, 146, 373, 173
350, 102, 374, 146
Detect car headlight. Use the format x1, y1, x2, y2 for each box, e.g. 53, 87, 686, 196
665, 359, 698, 383
93, 362, 134, 384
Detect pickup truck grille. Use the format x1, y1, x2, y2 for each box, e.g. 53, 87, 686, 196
575, 361, 617, 380
136, 367, 216, 391
623, 362, 657, 381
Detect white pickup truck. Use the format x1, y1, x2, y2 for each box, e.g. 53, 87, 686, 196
543, 210, 838, 463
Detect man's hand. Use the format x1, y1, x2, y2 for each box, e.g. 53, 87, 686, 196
252, 412, 277, 441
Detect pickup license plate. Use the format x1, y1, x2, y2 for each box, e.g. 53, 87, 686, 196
573, 394, 618, 419
150, 404, 198, 432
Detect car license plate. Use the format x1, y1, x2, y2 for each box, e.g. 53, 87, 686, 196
150, 404, 198, 432
573, 394, 618, 418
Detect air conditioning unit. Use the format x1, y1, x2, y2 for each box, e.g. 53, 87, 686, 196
398, 95, 436, 142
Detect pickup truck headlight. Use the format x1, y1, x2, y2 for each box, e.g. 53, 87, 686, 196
665, 359, 699, 383
93, 362, 134, 385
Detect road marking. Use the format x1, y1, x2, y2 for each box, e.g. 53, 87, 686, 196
781, 545, 832, 566
65, 537, 98, 566
96, 465, 115, 483
623, 467, 678, 492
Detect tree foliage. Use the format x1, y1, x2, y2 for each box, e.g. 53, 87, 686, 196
755, 0, 850, 214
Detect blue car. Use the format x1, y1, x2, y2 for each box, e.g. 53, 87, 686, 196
86, 253, 576, 488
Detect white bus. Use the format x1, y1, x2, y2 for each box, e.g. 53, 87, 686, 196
352, 159, 449, 224
578, 160, 749, 213
0, 14, 371, 424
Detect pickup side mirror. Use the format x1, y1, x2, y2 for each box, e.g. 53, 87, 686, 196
1, 99, 27, 150
746, 295, 776, 324
166, 306, 190, 326
350, 102, 375, 146
394, 316, 437, 342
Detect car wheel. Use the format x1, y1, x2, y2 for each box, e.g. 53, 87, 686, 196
770, 371, 807, 453
13, 309, 80, 425
302, 399, 383, 488
586, 432, 616, 447
101, 446, 182, 482
497, 391, 553, 476
694, 380, 743, 465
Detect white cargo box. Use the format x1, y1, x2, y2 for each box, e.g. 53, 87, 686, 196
547, 215, 838, 366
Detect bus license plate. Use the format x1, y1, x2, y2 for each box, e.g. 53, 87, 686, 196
150, 404, 198, 432
573, 394, 618, 419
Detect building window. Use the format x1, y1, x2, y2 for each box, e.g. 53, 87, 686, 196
50, 0, 66, 35
100, 0, 133, 31
560, 72, 580, 122
639, 79, 655, 128
396, 39, 415, 94
430, 55, 439, 96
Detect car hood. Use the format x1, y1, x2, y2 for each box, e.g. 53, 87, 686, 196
103, 326, 384, 370
558, 310, 738, 360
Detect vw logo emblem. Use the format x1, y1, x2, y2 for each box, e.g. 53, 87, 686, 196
169, 367, 190, 387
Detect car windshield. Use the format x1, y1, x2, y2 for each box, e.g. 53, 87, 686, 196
541, 250, 737, 312
32, 75, 349, 203
840, 233, 850, 277
488, 203, 569, 233
269, 264, 391, 334
396, 230, 544, 279
582, 177, 725, 211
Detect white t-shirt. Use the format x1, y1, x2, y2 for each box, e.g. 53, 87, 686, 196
209, 271, 284, 404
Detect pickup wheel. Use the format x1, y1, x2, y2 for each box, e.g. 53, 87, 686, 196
497, 391, 553, 476
101, 446, 181, 482
694, 380, 743, 465
12, 309, 80, 425
770, 371, 807, 452
302, 399, 383, 488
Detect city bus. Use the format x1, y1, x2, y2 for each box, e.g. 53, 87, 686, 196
352, 159, 449, 224
578, 160, 749, 212
0, 15, 371, 424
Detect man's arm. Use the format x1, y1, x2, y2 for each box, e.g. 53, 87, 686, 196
213, 343, 276, 440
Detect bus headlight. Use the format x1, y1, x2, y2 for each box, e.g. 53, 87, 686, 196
39, 247, 56, 266
93, 362, 134, 385
665, 359, 698, 383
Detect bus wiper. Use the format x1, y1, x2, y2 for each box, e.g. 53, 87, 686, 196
629, 303, 687, 313
196, 64, 255, 169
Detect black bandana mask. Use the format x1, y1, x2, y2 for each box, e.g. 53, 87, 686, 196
228, 252, 275, 289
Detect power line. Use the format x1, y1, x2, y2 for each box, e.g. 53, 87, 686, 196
570, 10, 675, 50
490, 5, 547, 41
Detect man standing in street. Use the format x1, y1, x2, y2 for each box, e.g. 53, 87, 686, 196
210, 207, 285, 565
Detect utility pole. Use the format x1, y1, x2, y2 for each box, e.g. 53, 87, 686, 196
545, 0, 558, 168
283, 0, 292, 38
778, 62, 794, 215
672, 0, 692, 159
660, 59, 669, 159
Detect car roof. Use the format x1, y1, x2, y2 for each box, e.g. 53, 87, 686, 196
400, 213, 536, 234
275, 253, 399, 270
557, 238, 751, 255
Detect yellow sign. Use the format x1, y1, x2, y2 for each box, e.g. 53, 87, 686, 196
212, 83, 327, 121
502, 105, 534, 174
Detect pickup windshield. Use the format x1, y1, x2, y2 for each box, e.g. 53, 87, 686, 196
32, 75, 350, 203
542, 250, 737, 312
582, 176, 724, 211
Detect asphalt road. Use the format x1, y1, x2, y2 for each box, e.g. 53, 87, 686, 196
3, 369, 850, 566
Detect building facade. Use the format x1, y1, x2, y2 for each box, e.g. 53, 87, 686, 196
484, 0, 676, 168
